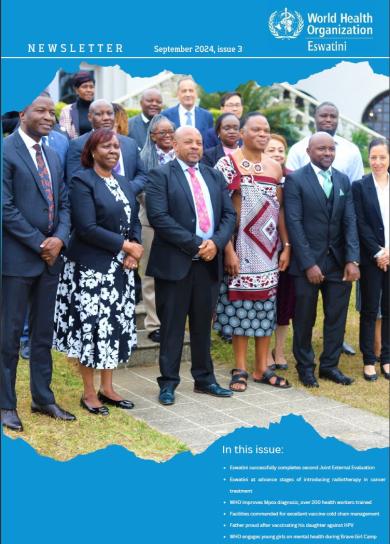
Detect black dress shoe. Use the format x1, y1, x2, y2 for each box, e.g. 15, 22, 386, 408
194, 383, 233, 397
80, 397, 109, 416
159, 387, 175, 405
319, 368, 354, 385
19, 340, 30, 360
97, 391, 134, 409
380, 364, 390, 380
342, 342, 356, 356
298, 372, 319, 388
1, 409, 23, 432
363, 366, 378, 382
148, 329, 160, 343
31, 402, 76, 421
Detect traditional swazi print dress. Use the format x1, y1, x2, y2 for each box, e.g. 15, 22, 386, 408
214, 155, 280, 337
53, 176, 137, 369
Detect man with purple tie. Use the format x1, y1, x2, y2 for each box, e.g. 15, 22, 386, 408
145, 127, 236, 405
1, 95, 75, 431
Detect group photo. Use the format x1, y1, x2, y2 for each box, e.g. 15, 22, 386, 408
1, 64, 389, 460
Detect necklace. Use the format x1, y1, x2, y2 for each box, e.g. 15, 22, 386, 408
238, 149, 264, 174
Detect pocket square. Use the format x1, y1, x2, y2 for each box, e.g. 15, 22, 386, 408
339, 188, 344, 196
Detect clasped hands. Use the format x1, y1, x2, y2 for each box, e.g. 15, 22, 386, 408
40, 237, 63, 266
376, 248, 389, 272
305, 262, 360, 284
198, 239, 217, 262
122, 240, 144, 270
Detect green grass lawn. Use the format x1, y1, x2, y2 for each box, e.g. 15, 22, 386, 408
212, 287, 389, 419
6, 352, 187, 462
4, 286, 388, 460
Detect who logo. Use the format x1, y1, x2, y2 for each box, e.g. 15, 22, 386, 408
268, 8, 304, 39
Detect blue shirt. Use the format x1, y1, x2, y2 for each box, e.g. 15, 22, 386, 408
177, 158, 215, 240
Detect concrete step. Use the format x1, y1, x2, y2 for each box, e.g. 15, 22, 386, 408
120, 330, 191, 367
135, 302, 146, 329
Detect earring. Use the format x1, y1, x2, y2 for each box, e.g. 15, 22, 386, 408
92, 154, 95, 158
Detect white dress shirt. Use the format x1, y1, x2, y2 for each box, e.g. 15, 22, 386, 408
286, 134, 364, 183
18, 127, 52, 184
177, 158, 214, 240
373, 175, 389, 249
178, 104, 196, 128
310, 162, 333, 190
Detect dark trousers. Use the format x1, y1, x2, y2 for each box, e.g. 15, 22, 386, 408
0, 271, 58, 409
292, 258, 352, 374
155, 261, 219, 389
359, 263, 389, 365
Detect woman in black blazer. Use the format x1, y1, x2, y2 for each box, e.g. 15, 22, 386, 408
53, 129, 144, 414
352, 138, 389, 381
201, 113, 240, 167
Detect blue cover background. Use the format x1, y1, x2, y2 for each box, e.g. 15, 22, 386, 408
1, 0, 389, 542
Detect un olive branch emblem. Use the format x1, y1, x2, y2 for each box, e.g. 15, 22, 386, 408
269, 9, 304, 40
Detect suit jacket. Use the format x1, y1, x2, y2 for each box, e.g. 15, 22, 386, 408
46, 130, 69, 169
66, 132, 147, 194
145, 159, 236, 281
66, 169, 141, 273
2, 131, 71, 276
204, 127, 219, 149
284, 163, 359, 276
201, 142, 226, 168
352, 174, 386, 266
162, 105, 213, 141
128, 114, 149, 150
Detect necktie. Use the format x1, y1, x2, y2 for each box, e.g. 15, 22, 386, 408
185, 111, 192, 126
187, 167, 211, 233
33, 143, 54, 231
319, 170, 333, 198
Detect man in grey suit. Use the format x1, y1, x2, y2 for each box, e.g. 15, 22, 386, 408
66, 99, 147, 193
128, 88, 163, 149
284, 132, 360, 388
1, 95, 76, 431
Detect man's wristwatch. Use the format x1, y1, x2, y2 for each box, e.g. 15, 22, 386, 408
352, 261, 360, 267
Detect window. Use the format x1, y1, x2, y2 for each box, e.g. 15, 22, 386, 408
362, 91, 389, 138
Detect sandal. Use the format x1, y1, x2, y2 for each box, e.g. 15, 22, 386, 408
272, 349, 288, 370
253, 368, 291, 389
229, 369, 249, 392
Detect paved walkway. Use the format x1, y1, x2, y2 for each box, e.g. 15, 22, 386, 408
113, 362, 389, 454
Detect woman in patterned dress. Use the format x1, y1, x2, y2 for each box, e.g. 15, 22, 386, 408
214, 113, 291, 391
53, 129, 143, 415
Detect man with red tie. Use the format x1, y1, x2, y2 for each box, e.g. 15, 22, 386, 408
1, 95, 75, 431
145, 127, 236, 405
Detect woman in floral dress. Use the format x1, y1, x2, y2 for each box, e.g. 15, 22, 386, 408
53, 129, 143, 415
214, 113, 291, 391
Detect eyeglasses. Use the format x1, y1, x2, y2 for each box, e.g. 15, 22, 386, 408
224, 103, 242, 108
151, 130, 174, 137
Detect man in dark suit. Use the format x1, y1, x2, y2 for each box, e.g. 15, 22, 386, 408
146, 126, 236, 405
1, 95, 76, 431
284, 132, 360, 388
128, 88, 163, 149
163, 77, 213, 141
66, 99, 147, 193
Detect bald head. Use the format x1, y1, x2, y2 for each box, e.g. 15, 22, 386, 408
307, 131, 336, 170
140, 88, 163, 119
173, 126, 203, 165
88, 99, 115, 129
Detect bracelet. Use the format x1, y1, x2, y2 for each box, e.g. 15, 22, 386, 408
284, 242, 291, 248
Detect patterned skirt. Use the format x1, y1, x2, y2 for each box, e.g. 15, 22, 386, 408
53, 258, 137, 369
214, 279, 276, 337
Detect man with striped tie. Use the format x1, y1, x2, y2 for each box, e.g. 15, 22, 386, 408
1, 95, 75, 431
146, 127, 236, 405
